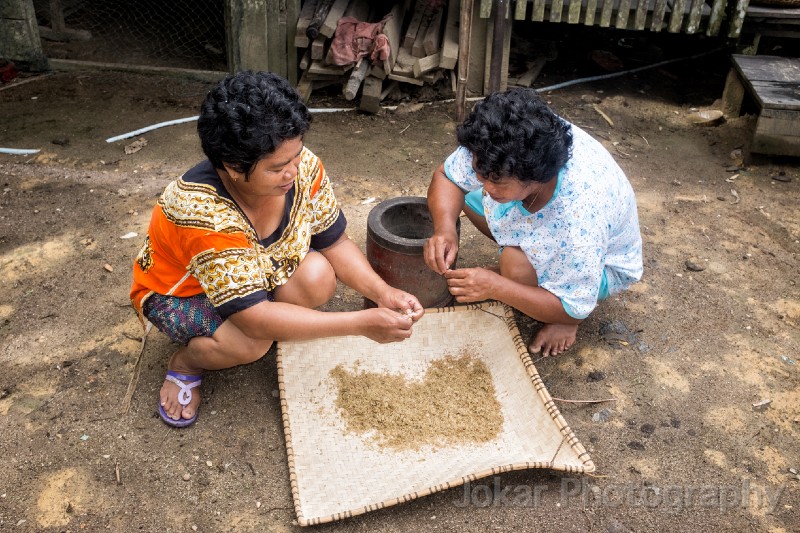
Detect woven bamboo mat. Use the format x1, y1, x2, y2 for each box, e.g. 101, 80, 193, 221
277, 301, 594, 526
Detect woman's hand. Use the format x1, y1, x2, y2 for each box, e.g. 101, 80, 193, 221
444, 267, 501, 303
424, 230, 459, 275
359, 307, 417, 343
376, 288, 424, 322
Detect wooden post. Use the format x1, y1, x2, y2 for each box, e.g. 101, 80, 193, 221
226, 0, 269, 72
344, 59, 370, 100
382, 0, 411, 76
320, 0, 351, 38
360, 75, 383, 113
49, 0, 65, 33
721, 68, 745, 118
487, 0, 508, 93
456, 0, 474, 123
306, 0, 335, 41
440, 0, 460, 69
0, 0, 49, 70
295, 0, 320, 48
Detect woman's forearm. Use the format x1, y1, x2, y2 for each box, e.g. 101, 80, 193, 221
427, 165, 465, 234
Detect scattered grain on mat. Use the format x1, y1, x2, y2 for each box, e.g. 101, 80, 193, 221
330, 352, 503, 450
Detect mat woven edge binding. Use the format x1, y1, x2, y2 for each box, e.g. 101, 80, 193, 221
277, 300, 595, 526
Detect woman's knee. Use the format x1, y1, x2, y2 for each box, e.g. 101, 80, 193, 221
189, 331, 272, 367
499, 246, 538, 286
231, 339, 273, 365
275, 251, 336, 307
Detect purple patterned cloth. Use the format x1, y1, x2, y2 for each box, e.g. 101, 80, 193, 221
143, 293, 223, 345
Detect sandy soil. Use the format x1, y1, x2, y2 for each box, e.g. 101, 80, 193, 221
0, 39, 798, 532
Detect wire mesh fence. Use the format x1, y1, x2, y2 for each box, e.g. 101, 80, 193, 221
33, 0, 227, 71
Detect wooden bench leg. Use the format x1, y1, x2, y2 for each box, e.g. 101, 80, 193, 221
721, 68, 745, 118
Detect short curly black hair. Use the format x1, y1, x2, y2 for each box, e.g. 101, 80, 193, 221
197, 70, 311, 176
457, 88, 572, 183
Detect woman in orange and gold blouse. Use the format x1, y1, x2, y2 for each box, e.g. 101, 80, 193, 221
131, 71, 423, 428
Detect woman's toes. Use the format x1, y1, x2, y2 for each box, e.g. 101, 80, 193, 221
182, 405, 196, 420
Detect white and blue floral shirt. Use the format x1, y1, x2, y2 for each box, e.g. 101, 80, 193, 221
443, 121, 643, 319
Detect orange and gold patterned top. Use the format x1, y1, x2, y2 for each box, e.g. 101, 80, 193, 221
130, 147, 346, 319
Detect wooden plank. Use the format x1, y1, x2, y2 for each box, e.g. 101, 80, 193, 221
403, 0, 428, 49
359, 75, 383, 113
381, 80, 399, 100
584, 0, 598, 26
550, 0, 564, 22
423, 6, 445, 55
226, 0, 269, 72
466, 0, 488, 96
668, 0, 686, 33
650, 0, 668, 31
266, 0, 286, 76
706, 0, 727, 36
515, 0, 528, 19
758, 108, 800, 127
728, 0, 748, 38
388, 72, 425, 86
568, 0, 582, 23
516, 56, 547, 86
393, 48, 416, 76
369, 64, 388, 79
413, 52, 441, 77
480, 0, 493, 18
48, 59, 225, 83
615, 0, 631, 28
420, 69, 444, 84
311, 34, 327, 60
296, 71, 313, 102
501, 10, 512, 92
532, 0, 546, 21
634, 0, 648, 30
295, 0, 320, 48
299, 46, 311, 71
320, 0, 350, 38
752, 109, 800, 156
305, 0, 335, 41
721, 69, 746, 117
751, 133, 800, 157
383, 0, 410, 76
750, 81, 800, 110
457, 0, 476, 115
302, 71, 348, 81
686, 0, 704, 33
412, 8, 438, 58
440, 0, 460, 69
733, 55, 800, 84
483, 4, 512, 94
599, 0, 614, 27
308, 60, 347, 76
286, 0, 299, 85
344, 59, 370, 100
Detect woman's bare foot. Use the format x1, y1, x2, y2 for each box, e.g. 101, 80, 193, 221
528, 323, 579, 357
159, 350, 202, 422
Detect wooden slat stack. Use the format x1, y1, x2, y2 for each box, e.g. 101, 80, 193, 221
294, 0, 460, 113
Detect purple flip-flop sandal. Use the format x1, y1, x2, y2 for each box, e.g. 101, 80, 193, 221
158, 370, 202, 428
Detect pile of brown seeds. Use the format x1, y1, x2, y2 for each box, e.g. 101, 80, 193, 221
330, 353, 503, 450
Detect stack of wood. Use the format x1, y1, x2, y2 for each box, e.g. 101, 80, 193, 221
294, 0, 459, 113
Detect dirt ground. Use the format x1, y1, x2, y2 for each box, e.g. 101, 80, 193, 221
0, 35, 798, 532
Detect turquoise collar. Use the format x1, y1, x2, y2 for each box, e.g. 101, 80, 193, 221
493, 168, 564, 218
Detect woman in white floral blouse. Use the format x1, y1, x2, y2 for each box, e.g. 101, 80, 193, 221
424, 88, 642, 358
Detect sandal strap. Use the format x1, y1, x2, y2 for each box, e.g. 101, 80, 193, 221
165, 372, 202, 407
